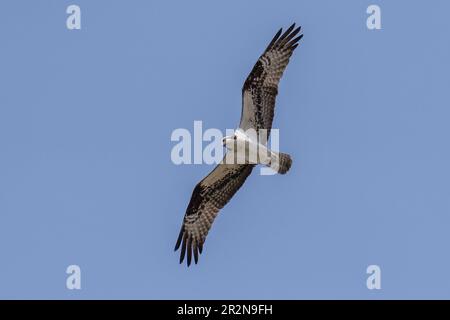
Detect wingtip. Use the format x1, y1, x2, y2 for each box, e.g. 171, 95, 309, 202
288, 34, 303, 48
174, 239, 181, 251
265, 27, 283, 52
285, 23, 296, 34
194, 246, 199, 264
174, 225, 184, 251
275, 23, 301, 48
178, 238, 203, 267
186, 238, 193, 267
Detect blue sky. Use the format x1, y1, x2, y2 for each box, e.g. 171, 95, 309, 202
1, 0, 450, 299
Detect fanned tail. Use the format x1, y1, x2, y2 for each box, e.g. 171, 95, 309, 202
268, 152, 292, 174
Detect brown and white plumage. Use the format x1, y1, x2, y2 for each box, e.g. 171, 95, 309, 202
175, 160, 254, 266
175, 24, 303, 266
240, 23, 303, 135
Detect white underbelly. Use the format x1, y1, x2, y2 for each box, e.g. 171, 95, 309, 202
234, 139, 272, 165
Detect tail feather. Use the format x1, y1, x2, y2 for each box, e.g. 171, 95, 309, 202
270, 152, 292, 174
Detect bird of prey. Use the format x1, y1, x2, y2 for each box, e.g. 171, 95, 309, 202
175, 23, 303, 266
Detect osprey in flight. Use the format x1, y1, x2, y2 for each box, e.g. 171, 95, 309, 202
175, 24, 303, 266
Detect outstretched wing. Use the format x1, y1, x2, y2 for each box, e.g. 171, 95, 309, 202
175, 160, 254, 266
239, 23, 303, 135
